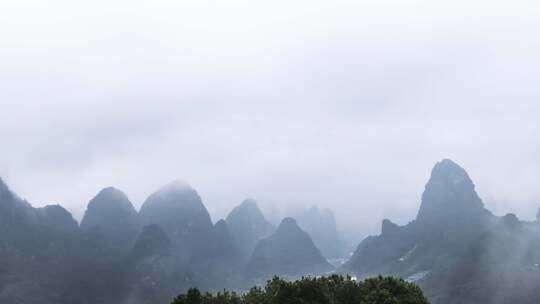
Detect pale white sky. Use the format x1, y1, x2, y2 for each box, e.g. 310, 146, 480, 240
1, 0, 539, 235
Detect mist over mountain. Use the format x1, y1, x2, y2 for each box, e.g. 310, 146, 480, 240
246, 217, 334, 278
139, 181, 215, 262
0, 177, 38, 229
132, 224, 172, 260
416, 159, 491, 225
126, 224, 190, 304
341, 159, 493, 277
424, 214, 540, 303
295, 206, 347, 260
81, 187, 140, 251
0, 178, 131, 304
338, 159, 540, 303
2, 159, 540, 303
225, 199, 275, 260
210, 219, 243, 265
36, 204, 79, 232
3, 0, 540, 302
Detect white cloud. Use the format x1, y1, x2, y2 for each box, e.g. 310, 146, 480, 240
1, 0, 539, 236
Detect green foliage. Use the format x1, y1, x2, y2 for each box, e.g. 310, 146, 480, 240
171, 275, 428, 304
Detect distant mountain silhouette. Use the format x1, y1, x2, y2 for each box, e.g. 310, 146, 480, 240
296, 206, 346, 259
341, 159, 494, 278
2, 159, 540, 304
340, 159, 501, 304
81, 187, 140, 251
187, 219, 246, 291
246, 217, 334, 278
210, 219, 243, 264
139, 181, 215, 261
416, 159, 490, 225
36, 204, 79, 232
0, 178, 131, 304
226, 198, 275, 260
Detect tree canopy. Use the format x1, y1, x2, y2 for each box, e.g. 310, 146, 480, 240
171, 275, 428, 304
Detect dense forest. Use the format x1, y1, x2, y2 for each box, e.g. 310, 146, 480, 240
171, 275, 428, 304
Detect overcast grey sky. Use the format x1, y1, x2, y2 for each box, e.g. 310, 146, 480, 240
1, 0, 539, 236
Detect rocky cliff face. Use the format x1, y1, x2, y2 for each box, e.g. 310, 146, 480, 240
246, 217, 333, 278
